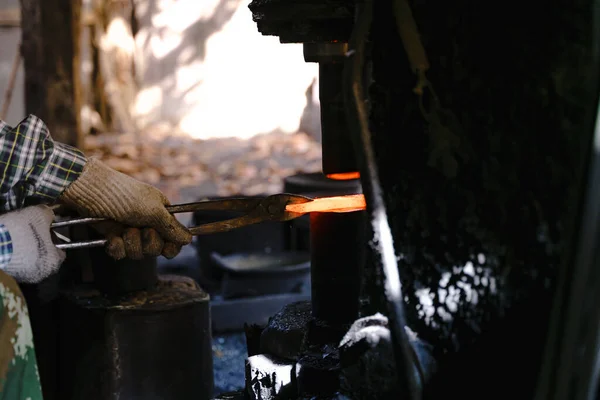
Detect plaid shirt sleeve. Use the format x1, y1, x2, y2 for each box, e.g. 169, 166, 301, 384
0, 115, 87, 212
0, 224, 12, 269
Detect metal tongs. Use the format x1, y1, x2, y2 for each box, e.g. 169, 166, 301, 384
51, 193, 312, 250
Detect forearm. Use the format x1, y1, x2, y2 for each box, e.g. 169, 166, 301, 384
0, 115, 87, 211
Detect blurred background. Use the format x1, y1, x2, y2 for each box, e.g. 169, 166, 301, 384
0, 0, 323, 204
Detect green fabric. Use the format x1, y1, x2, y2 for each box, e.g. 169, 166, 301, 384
0, 273, 43, 400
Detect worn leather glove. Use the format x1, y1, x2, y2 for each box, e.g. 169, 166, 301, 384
0, 205, 65, 283
59, 157, 192, 260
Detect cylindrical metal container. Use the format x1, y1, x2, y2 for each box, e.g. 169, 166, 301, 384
309, 211, 366, 326
57, 274, 214, 400
90, 252, 158, 295
319, 62, 359, 175
85, 226, 159, 294
303, 42, 358, 175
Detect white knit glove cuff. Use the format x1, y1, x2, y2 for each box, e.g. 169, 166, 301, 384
0, 205, 65, 284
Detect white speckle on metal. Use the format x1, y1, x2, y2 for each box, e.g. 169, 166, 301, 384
245, 354, 295, 400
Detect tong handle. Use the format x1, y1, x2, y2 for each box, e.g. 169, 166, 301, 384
51, 217, 106, 229
51, 194, 312, 250
166, 198, 262, 213
55, 239, 107, 250
50, 198, 264, 229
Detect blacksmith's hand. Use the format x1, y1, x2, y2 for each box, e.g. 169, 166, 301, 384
58, 157, 192, 260
0, 205, 65, 283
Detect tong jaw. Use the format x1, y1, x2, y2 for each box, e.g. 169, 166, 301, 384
257, 193, 312, 222
187, 193, 312, 235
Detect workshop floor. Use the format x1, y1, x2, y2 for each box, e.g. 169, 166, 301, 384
212, 332, 247, 395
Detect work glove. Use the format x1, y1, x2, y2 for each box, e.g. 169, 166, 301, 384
0, 205, 65, 283
59, 157, 192, 260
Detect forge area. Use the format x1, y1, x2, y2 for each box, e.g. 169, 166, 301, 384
2, 0, 600, 399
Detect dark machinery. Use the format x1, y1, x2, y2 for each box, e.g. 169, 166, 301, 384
230, 0, 600, 399
228, 0, 424, 398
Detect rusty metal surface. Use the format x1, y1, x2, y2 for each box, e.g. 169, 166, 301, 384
57, 275, 213, 400
189, 193, 312, 235
62, 273, 207, 310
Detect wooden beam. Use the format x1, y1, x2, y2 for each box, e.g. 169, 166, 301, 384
19, 0, 84, 148
0, 9, 20, 27
0, 7, 96, 27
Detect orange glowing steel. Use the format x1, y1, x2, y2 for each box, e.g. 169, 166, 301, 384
286, 194, 366, 214
327, 172, 361, 180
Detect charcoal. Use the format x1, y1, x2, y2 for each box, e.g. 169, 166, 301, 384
338, 314, 436, 399
296, 351, 341, 397
259, 301, 311, 360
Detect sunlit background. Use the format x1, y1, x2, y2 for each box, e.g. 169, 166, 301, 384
131, 0, 320, 139
0, 0, 324, 203
1, 0, 321, 140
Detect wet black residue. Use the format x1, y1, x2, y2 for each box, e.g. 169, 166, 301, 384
300, 349, 340, 370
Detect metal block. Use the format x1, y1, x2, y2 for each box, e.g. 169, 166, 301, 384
296, 351, 341, 397
57, 275, 213, 399
260, 300, 312, 360
245, 354, 296, 400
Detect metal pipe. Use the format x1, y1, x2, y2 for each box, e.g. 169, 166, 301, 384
533, 9, 600, 395
343, 0, 420, 398
310, 210, 365, 326
304, 42, 359, 175
319, 62, 359, 175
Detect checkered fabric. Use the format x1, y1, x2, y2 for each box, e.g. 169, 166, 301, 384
0, 115, 86, 266
0, 115, 87, 211
0, 224, 12, 269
